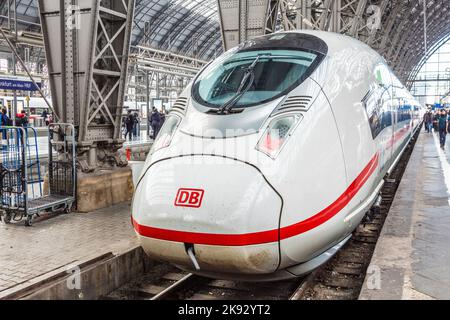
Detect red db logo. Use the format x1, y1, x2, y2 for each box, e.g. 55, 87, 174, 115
175, 189, 205, 208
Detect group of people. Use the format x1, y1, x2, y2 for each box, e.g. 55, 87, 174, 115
423, 108, 450, 149
0, 108, 29, 127
123, 107, 167, 141
124, 111, 142, 141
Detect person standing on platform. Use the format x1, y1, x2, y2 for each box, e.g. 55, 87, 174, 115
150, 107, 161, 140
15, 110, 29, 128
438, 109, 448, 149
42, 110, 49, 126
132, 112, 139, 139
0, 108, 11, 146
124, 111, 134, 141
433, 111, 439, 132
0, 108, 11, 126
0, 108, 11, 143
160, 107, 166, 128
424, 110, 433, 133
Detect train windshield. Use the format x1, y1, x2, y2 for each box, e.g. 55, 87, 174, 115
192, 49, 321, 109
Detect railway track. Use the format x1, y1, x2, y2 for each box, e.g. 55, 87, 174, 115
104, 265, 303, 300
105, 128, 420, 301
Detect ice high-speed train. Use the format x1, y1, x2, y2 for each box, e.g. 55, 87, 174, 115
132, 31, 423, 281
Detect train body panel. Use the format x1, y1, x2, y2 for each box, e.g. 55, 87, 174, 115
138, 237, 280, 275
133, 155, 283, 274
134, 156, 282, 236
266, 90, 349, 266
309, 33, 381, 184
132, 30, 424, 281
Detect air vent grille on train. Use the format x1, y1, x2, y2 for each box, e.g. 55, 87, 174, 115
277, 96, 313, 113
171, 97, 188, 115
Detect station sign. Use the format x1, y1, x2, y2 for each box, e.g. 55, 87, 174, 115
0, 75, 41, 91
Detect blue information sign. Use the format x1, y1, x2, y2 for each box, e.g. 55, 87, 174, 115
0, 78, 41, 91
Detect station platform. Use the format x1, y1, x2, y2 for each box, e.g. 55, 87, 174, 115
0, 202, 138, 296
360, 131, 450, 300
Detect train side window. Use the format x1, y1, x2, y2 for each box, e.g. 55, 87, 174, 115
397, 107, 412, 123
363, 89, 381, 138
392, 87, 413, 124
363, 87, 392, 139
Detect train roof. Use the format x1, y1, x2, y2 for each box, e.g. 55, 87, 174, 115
243, 30, 377, 59
238, 32, 328, 55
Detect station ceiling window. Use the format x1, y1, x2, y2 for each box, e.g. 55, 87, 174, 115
411, 38, 450, 106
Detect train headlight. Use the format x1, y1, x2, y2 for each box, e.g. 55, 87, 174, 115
256, 114, 303, 159
151, 115, 182, 154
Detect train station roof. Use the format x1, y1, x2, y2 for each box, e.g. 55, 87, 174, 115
0, 0, 222, 60
0, 0, 450, 83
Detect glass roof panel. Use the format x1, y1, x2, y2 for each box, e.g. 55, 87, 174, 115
0, 0, 221, 60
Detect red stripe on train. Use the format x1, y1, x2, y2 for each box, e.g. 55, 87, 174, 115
132, 153, 379, 246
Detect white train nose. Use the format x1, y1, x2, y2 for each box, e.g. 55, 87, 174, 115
132, 155, 282, 274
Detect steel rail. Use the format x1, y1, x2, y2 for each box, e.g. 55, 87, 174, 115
150, 273, 195, 300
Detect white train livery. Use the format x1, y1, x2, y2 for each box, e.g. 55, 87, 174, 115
131, 31, 423, 281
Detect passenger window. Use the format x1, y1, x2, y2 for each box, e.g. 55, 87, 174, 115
392, 87, 413, 124
363, 86, 392, 139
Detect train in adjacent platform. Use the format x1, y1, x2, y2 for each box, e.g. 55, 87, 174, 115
131, 31, 424, 281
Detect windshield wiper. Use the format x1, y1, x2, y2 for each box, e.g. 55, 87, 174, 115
218, 56, 260, 114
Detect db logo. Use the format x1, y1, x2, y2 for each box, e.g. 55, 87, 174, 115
175, 189, 205, 208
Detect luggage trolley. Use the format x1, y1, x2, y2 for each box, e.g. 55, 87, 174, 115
0, 124, 76, 226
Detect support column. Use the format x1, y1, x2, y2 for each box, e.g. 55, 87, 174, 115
38, 0, 136, 212
38, 0, 135, 170
146, 70, 150, 138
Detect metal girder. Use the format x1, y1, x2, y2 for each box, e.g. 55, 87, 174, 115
278, 0, 336, 32
139, 1, 181, 46
129, 45, 207, 105
178, 20, 218, 56
0, 26, 54, 114
275, 0, 450, 85
158, 3, 213, 51
374, 2, 400, 52
129, 68, 188, 104
131, 1, 170, 46
134, 45, 207, 73
400, 25, 450, 85
4, 0, 449, 115
392, 1, 450, 87
38, 0, 135, 171
216, 0, 435, 82
6, 0, 450, 88
393, 3, 450, 83
198, 28, 222, 57
0, 29, 44, 47
278, 0, 383, 40
365, 0, 389, 47
166, 8, 216, 56
407, 32, 450, 88
377, 0, 450, 83
217, 0, 279, 50
346, 0, 369, 37
388, 2, 434, 66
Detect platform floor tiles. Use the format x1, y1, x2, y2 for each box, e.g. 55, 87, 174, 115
0, 203, 138, 293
